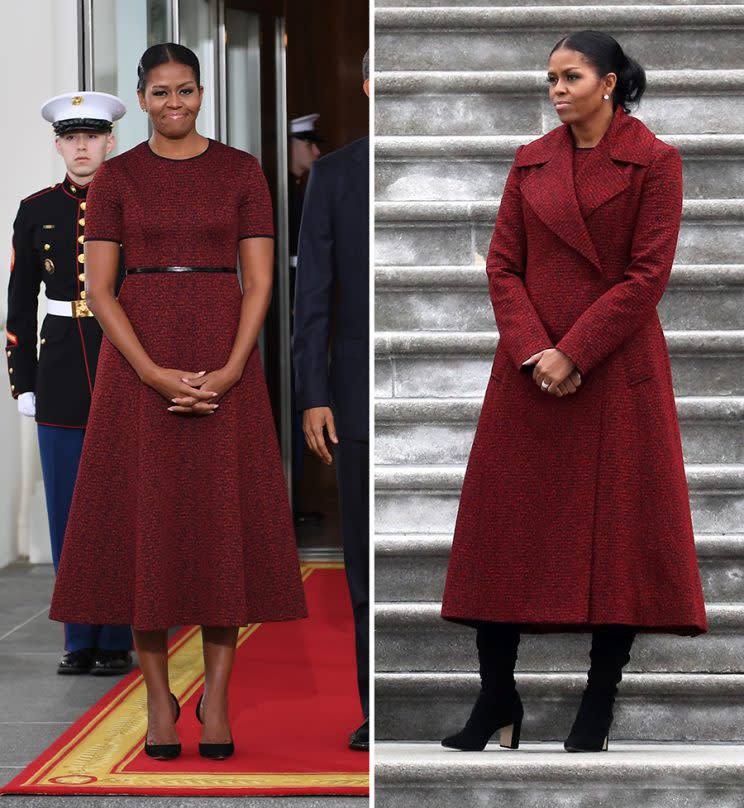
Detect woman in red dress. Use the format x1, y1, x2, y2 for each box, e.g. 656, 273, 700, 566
440, 32, 707, 752
49, 43, 307, 760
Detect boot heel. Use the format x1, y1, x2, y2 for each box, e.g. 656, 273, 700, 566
499, 713, 522, 750
602, 735, 608, 751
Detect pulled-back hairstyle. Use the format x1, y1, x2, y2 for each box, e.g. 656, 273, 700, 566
137, 43, 201, 93
550, 30, 646, 113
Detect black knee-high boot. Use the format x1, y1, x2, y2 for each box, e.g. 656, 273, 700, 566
441, 622, 523, 751
564, 625, 636, 752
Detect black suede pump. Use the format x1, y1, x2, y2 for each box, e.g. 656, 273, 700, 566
144, 692, 181, 760
196, 693, 235, 760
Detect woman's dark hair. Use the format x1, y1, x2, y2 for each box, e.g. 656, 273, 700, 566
550, 30, 646, 113
137, 43, 201, 93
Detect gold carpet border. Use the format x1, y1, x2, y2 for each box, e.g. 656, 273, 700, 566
24, 562, 368, 791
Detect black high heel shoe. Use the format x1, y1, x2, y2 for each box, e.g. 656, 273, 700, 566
442, 689, 523, 751
196, 693, 235, 759
144, 692, 181, 760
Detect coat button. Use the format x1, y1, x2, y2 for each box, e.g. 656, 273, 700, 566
43, 243, 51, 251
78, 235, 84, 244
78, 254, 85, 264
40, 338, 46, 344
80, 202, 86, 211
78, 272, 85, 282
79, 218, 85, 227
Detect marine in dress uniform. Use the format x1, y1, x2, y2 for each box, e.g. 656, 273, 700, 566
288, 114, 322, 521
293, 55, 370, 750
6, 92, 133, 675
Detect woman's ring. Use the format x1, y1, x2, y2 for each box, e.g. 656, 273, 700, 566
541, 380, 550, 391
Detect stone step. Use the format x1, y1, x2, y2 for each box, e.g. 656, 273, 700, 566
374, 463, 744, 534
375, 331, 744, 397
375, 201, 744, 267
375, 600, 744, 672
375, 742, 744, 808
376, 136, 744, 200
376, 530, 744, 603
376, 69, 744, 136
376, 6, 744, 71
375, 671, 744, 742
375, 396, 744, 464
375, 264, 744, 331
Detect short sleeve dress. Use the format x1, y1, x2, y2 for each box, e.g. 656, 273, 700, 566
49, 139, 307, 630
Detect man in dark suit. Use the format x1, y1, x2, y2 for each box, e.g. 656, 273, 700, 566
293, 53, 370, 751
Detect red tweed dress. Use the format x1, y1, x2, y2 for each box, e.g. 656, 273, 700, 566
49, 139, 307, 630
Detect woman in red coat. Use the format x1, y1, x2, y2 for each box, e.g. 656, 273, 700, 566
440, 31, 707, 753
49, 44, 307, 760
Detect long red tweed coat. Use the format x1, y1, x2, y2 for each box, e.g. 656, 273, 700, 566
441, 106, 708, 636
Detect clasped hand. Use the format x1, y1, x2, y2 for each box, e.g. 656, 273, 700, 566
146, 366, 239, 415
522, 348, 582, 397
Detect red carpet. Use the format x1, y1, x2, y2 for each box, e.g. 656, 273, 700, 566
2, 563, 369, 796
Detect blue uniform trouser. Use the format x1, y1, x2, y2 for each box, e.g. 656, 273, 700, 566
37, 424, 132, 653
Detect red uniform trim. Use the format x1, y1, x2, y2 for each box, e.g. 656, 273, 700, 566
74, 201, 94, 398
36, 421, 86, 430
22, 185, 58, 204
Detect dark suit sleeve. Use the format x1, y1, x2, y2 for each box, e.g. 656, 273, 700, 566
293, 160, 334, 411
556, 146, 683, 376
6, 202, 41, 398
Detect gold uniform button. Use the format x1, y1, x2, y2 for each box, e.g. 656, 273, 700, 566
78, 272, 85, 282
40, 338, 46, 345
78, 235, 84, 244
80, 290, 86, 299
79, 218, 85, 227
5, 350, 10, 357
70, 185, 77, 193
80, 202, 86, 211
43, 243, 51, 251
11, 385, 15, 392
78, 253, 85, 264
8, 367, 12, 374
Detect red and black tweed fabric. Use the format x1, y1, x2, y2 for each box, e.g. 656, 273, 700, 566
49, 139, 307, 629
441, 106, 708, 636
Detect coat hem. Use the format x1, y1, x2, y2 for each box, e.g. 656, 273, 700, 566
441, 613, 708, 638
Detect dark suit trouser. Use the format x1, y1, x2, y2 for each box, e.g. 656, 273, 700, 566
335, 437, 369, 718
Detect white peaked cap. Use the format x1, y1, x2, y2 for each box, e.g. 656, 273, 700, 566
41, 91, 127, 130
290, 113, 320, 135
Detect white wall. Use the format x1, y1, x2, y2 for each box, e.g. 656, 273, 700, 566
0, 0, 79, 567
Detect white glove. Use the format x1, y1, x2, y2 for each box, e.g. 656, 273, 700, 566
17, 391, 36, 418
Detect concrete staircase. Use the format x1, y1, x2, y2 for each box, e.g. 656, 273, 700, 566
374, 3, 744, 805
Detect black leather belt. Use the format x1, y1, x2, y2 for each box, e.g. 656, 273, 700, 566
126, 266, 236, 275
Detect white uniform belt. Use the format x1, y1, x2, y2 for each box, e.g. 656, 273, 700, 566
46, 296, 93, 318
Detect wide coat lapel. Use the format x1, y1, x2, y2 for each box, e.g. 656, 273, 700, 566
517, 106, 655, 273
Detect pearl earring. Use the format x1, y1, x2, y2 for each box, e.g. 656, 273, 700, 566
603, 94, 610, 100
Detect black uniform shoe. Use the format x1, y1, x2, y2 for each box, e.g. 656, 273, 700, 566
91, 650, 134, 676
348, 718, 369, 751
57, 649, 95, 675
